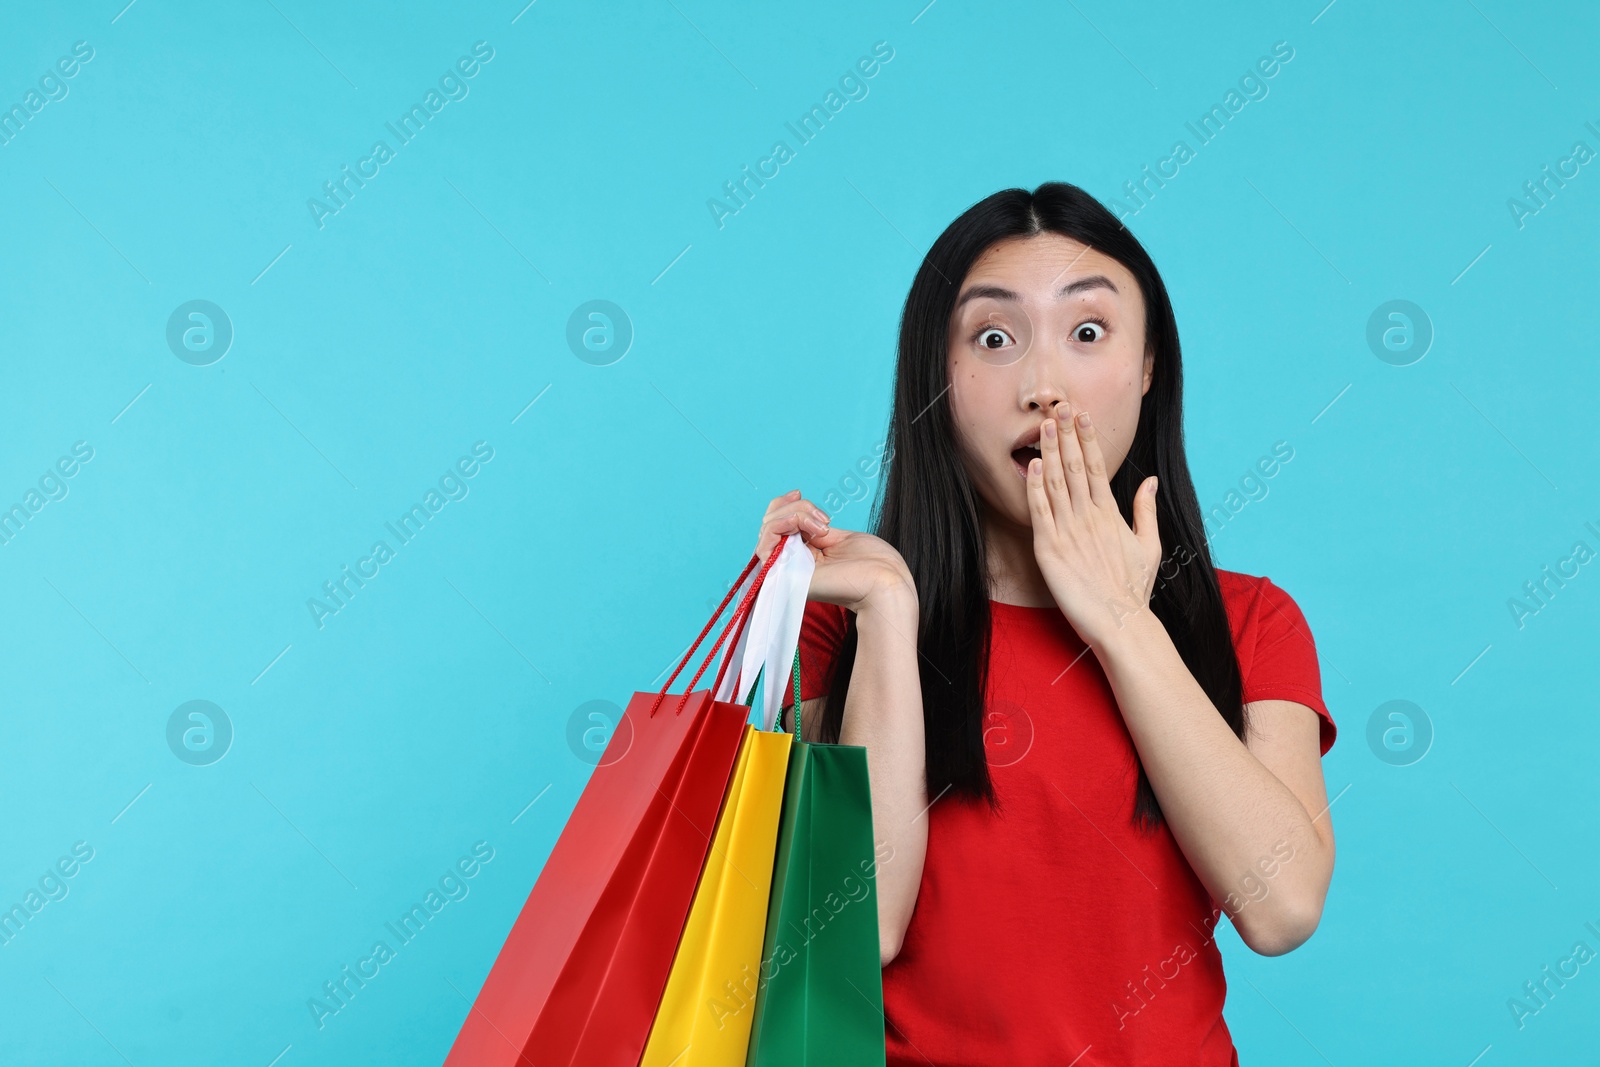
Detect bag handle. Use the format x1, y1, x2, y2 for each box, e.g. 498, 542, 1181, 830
647, 534, 793, 718
789, 645, 803, 742
708, 540, 776, 707
712, 531, 816, 731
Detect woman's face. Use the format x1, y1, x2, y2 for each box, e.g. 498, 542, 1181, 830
946, 232, 1153, 531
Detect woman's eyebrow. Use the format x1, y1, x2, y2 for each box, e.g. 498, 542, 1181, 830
953, 274, 1120, 311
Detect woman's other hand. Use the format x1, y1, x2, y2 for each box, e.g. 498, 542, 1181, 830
756, 489, 915, 613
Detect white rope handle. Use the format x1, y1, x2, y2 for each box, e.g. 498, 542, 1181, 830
712, 533, 815, 730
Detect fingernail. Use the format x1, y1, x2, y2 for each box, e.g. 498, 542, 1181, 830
1043, 419, 1056, 438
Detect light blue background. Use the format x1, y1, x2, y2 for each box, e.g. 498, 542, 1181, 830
1, 0, 1596, 1064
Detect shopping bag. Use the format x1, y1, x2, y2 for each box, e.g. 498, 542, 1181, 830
639, 725, 792, 1065
444, 541, 795, 1067
745, 615, 887, 1064
640, 533, 815, 1066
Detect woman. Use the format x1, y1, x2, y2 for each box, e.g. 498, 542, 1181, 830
752, 181, 1336, 1065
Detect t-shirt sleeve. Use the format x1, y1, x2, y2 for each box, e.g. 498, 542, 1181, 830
788, 599, 850, 705
1241, 576, 1336, 756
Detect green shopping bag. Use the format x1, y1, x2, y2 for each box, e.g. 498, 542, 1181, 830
745, 646, 887, 1066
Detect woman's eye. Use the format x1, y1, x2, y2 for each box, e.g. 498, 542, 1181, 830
976, 326, 1012, 349
1073, 320, 1107, 343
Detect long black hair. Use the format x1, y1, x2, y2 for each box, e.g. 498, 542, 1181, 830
812, 180, 1246, 834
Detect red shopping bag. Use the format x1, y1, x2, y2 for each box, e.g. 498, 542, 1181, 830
444, 541, 789, 1067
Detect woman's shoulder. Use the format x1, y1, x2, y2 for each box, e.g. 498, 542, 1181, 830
1213, 566, 1320, 652
1215, 566, 1335, 752
1214, 566, 1265, 596
1214, 567, 1304, 622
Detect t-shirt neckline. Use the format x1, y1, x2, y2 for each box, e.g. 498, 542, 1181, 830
988, 598, 1060, 611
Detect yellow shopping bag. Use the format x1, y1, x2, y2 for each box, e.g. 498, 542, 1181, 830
640, 722, 793, 1066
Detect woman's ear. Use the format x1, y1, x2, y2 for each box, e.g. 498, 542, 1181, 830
1141, 345, 1155, 395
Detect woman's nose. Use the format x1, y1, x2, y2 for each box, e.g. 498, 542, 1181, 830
1028, 395, 1071, 419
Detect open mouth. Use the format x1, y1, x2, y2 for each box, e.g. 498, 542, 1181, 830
1010, 445, 1042, 477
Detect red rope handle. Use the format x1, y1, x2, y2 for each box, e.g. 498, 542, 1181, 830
647, 554, 757, 718
708, 582, 759, 701
677, 536, 789, 708
648, 534, 791, 717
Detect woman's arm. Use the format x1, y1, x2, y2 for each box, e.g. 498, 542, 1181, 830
758, 490, 927, 966
786, 576, 927, 966
1092, 613, 1335, 956
1021, 406, 1332, 955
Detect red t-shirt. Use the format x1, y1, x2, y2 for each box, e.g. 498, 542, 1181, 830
791, 569, 1335, 1066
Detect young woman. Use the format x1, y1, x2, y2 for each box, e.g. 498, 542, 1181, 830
751, 182, 1336, 1065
